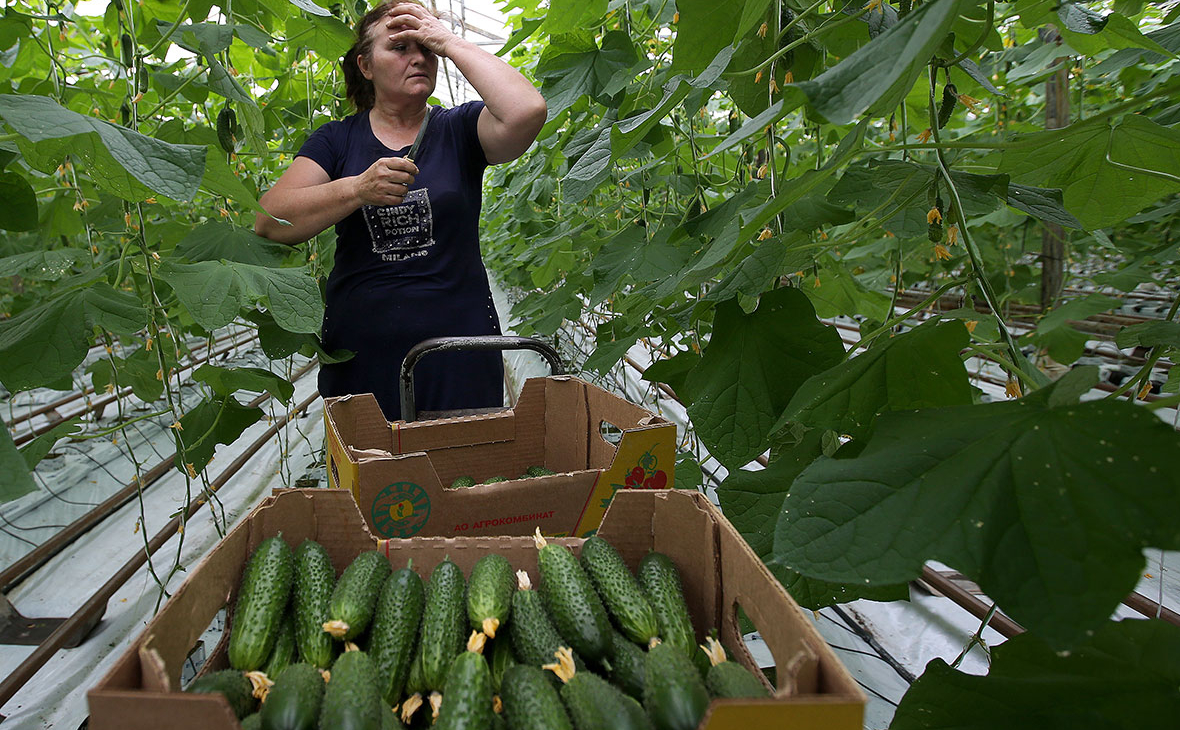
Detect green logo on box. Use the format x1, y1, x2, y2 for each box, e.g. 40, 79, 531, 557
371, 481, 430, 538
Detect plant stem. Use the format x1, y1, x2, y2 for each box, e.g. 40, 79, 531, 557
951, 602, 997, 669
1107, 291, 1180, 400
727, 0, 867, 78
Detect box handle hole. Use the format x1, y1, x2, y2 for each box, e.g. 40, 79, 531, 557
723, 601, 784, 695
599, 419, 623, 446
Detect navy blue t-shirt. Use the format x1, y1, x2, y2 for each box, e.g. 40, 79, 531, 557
297, 102, 503, 421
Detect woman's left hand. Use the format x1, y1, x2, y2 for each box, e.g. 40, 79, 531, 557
386, 3, 457, 58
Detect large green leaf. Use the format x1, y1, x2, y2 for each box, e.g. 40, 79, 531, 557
804, 259, 894, 323
175, 396, 264, 474
193, 363, 294, 405
536, 31, 637, 122
774, 367, 1180, 647
0, 170, 37, 230
87, 345, 177, 404
684, 287, 845, 470
1, 426, 38, 504
1115, 321, 1180, 350
175, 221, 290, 266
589, 225, 692, 304
0, 282, 149, 392
200, 146, 269, 215
19, 417, 84, 470
0, 95, 206, 202
780, 321, 975, 438
671, 0, 742, 73
158, 259, 323, 334
891, 619, 1180, 729
998, 114, 1180, 230
792, 0, 966, 125
702, 232, 813, 306
0, 249, 86, 281
543, 0, 606, 35
719, 430, 909, 607
286, 14, 353, 60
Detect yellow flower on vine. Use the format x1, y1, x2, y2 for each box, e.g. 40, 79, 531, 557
934, 244, 951, 261
958, 93, 982, 114
927, 207, 942, 224
758, 22, 768, 38
783, 70, 793, 84
917, 128, 933, 144
755, 69, 763, 84
865, 0, 884, 12
758, 227, 773, 240
1005, 378, 1022, 399
965, 320, 979, 333
947, 224, 959, 245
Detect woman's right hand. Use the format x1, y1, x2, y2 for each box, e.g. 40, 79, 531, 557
353, 156, 419, 207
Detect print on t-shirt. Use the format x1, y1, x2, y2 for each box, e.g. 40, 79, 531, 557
362, 188, 435, 262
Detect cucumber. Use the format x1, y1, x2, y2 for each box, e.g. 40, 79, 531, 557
216, 106, 237, 154
294, 539, 335, 668
262, 605, 297, 679
229, 535, 295, 671
499, 664, 571, 730
482, 476, 509, 484
320, 650, 384, 730
468, 554, 515, 638
488, 635, 516, 693
399, 647, 428, 726
380, 701, 406, 730
325, 551, 392, 641
185, 669, 257, 719
508, 571, 584, 679
451, 476, 477, 489
522, 466, 555, 478
435, 631, 494, 730
637, 552, 695, 657
604, 629, 646, 701
533, 531, 611, 663
420, 559, 468, 692
258, 663, 324, 730
579, 537, 658, 646
643, 642, 709, 730
701, 637, 770, 699
369, 565, 425, 704
546, 649, 650, 730
242, 713, 262, 730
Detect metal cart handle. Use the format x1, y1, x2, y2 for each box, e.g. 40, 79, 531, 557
399, 335, 565, 422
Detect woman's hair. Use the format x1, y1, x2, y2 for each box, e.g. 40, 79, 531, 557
342, 1, 438, 110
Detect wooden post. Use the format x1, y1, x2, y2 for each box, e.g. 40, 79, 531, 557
1040, 27, 1070, 311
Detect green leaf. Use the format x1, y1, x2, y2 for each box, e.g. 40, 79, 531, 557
1029, 294, 1121, 364
175, 396, 264, 474
673, 451, 703, 491
891, 619, 1180, 729
286, 0, 330, 17
805, 259, 894, 323
1006, 183, 1083, 230
589, 225, 692, 304
0, 283, 149, 392
781, 321, 974, 438
793, 0, 966, 125
703, 233, 813, 306
200, 146, 269, 215
642, 349, 701, 397
0, 170, 37, 230
1, 426, 37, 504
1115, 321, 1180, 350
774, 367, 1180, 647
245, 308, 352, 363
0, 249, 86, 281
286, 14, 353, 60
158, 259, 323, 334
87, 345, 176, 403
0, 95, 206, 203
193, 363, 294, 405
582, 317, 645, 376
543, 0, 606, 34
671, 0, 742, 73
684, 287, 845, 470
19, 417, 84, 470
718, 430, 908, 607
1056, 1, 1108, 34
998, 115, 1180, 231
175, 221, 290, 266
536, 31, 636, 122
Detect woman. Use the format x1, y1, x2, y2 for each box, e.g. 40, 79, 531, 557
255, 2, 546, 420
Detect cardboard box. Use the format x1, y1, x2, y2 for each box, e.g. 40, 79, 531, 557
88, 489, 864, 730
323, 375, 678, 539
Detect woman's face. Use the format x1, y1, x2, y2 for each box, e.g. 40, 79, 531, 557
358, 20, 438, 103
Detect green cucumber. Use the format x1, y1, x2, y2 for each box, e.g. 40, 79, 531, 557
508, 571, 584, 679
499, 664, 571, 730
604, 629, 646, 701
701, 637, 770, 699
545, 649, 650, 730
482, 476, 509, 484
320, 650, 383, 730
325, 551, 392, 641
643, 642, 709, 730
259, 663, 324, 730
579, 537, 658, 646
488, 635, 516, 693
451, 476, 477, 489
435, 632, 494, 730
637, 552, 695, 657
420, 559, 468, 691
185, 668, 256, 719
242, 712, 262, 730
293, 540, 335, 668
262, 605, 297, 679
534, 532, 611, 663
468, 554, 515, 638
522, 466, 555, 478
216, 106, 237, 154
369, 565, 425, 704
229, 535, 295, 671
380, 701, 406, 730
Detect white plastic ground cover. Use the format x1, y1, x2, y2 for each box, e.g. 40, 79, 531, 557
1, 346, 323, 728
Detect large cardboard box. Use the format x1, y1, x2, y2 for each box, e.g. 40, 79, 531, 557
324, 375, 678, 539
88, 489, 864, 730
